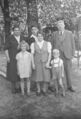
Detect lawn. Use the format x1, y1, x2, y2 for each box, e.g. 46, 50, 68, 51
0, 51, 81, 119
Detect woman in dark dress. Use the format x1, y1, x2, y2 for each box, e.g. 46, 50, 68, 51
4, 26, 25, 93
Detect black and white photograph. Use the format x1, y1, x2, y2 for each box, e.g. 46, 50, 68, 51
0, 0, 81, 119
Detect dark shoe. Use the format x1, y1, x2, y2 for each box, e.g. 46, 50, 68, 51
27, 92, 31, 97
42, 91, 47, 96
48, 87, 55, 92
68, 87, 75, 92
12, 89, 16, 94
54, 91, 59, 97
16, 88, 21, 93
36, 92, 41, 96
61, 92, 65, 97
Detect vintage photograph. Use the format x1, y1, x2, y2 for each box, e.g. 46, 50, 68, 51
0, 0, 81, 119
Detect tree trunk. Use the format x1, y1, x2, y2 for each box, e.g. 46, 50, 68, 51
0, 0, 11, 40
25, 0, 38, 36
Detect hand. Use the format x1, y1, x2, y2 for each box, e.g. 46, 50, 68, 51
45, 62, 50, 68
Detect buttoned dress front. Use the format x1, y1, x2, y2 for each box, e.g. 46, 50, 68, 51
31, 41, 51, 82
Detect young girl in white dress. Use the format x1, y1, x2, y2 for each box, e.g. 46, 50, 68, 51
51, 49, 65, 96
16, 40, 35, 95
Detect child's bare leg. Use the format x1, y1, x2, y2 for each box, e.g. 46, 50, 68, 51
20, 78, 25, 95
37, 82, 41, 93
43, 82, 47, 93
54, 78, 59, 95
26, 78, 31, 95
59, 78, 65, 96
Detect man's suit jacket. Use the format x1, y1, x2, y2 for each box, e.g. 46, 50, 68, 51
28, 36, 35, 46
53, 30, 75, 59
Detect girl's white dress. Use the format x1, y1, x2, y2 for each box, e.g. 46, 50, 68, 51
16, 51, 32, 79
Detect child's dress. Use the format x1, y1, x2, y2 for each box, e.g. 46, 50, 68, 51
16, 51, 32, 79
51, 58, 64, 81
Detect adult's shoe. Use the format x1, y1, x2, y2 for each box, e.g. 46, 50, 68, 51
68, 87, 75, 92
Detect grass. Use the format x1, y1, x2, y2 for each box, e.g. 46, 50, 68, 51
0, 51, 81, 119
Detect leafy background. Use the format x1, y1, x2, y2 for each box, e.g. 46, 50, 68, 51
0, 0, 81, 35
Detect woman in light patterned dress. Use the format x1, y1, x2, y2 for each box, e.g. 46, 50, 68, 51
31, 32, 52, 96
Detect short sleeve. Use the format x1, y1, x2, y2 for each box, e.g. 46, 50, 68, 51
30, 43, 35, 54
16, 54, 19, 60
47, 42, 52, 53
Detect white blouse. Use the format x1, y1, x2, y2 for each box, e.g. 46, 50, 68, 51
15, 36, 20, 44
30, 41, 52, 54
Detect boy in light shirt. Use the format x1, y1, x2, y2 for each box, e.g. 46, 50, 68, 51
51, 49, 65, 96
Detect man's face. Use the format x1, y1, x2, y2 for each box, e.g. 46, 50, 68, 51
32, 27, 38, 36
14, 27, 20, 36
57, 20, 65, 31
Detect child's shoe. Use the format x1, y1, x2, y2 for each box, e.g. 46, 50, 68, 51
36, 92, 41, 96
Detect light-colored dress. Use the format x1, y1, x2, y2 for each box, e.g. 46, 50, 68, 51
16, 51, 32, 79
31, 40, 52, 82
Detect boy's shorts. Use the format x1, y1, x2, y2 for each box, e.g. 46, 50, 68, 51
52, 67, 62, 80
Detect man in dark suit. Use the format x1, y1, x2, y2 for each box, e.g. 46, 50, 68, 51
28, 26, 39, 46
53, 19, 75, 92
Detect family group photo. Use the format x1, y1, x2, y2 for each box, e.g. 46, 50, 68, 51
0, 0, 81, 119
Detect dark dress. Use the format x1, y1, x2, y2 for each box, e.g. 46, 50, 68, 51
27, 35, 36, 53
4, 35, 25, 83
28, 36, 35, 46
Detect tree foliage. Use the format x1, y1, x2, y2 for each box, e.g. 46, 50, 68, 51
25, 0, 38, 35
0, 0, 81, 36
37, 0, 81, 30
9, 0, 27, 34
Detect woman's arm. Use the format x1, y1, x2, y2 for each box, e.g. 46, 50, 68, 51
46, 53, 51, 65
5, 50, 10, 63
31, 54, 35, 70
46, 42, 52, 67
30, 43, 35, 69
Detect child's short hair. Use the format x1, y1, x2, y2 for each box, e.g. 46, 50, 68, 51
53, 49, 60, 57
13, 25, 20, 31
20, 40, 29, 50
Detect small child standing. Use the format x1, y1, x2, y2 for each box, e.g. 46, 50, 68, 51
51, 49, 65, 96
16, 40, 35, 96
